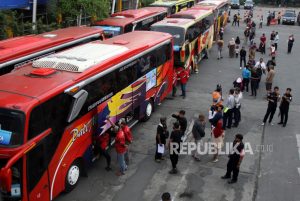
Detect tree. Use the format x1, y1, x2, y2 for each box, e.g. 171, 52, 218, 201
58, 0, 110, 26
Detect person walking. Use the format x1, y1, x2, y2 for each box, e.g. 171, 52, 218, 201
261, 86, 280, 126
168, 122, 182, 174
192, 114, 206, 161
297, 12, 300, 25
270, 31, 276, 46
250, 67, 259, 97
259, 15, 263, 28
178, 69, 189, 99
249, 30, 255, 46
235, 36, 241, 58
228, 38, 236, 58
233, 88, 242, 127
219, 27, 224, 40
172, 110, 187, 137
212, 84, 223, 106
217, 39, 224, 60
287, 34, 294, 53
119, 119, 133, 165
248, 44, 256, 61
242, 66, 251, 92
259, 33, 266, 54
232, 14, 237, 26
221, 134, 245, 184
255, 58, 266, 89
239, 46, 247, 69
274, 32, 279, 51
278, 88, 292, 127
277, 11, 281, 24
237, 13, 241, 27
270, 44, 276, 61
155, 117, 169, 162
244, 28, 250, 45
223, 89, 235, 130
265, 65, 275, 95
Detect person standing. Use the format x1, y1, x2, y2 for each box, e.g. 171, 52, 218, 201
223, 89, 235, 130
270, 31, 276, 45
217, 39, 224, 60
228, 38, 236, 58
119, 119, 133, 165
277, 11, 281, 24
237, 13, 241, 27
233, 88, 242, 127
172, 110, 187, 137
219, 27, 224, 40
155, 117, 168, 162
297, 12, 300, 25
259, 15, 263, 28
94, 132, 112, 171
261, 86, 280, 126
212, 118, 224, 163
221, 134, 245, 184
178, 69, 189, 99
278, 88, 292, 127
192, 114, 206, 161
244, 28, 250, 45
265, 65, 275, 94
239, 46, 247, 69
212, 84, 223, 106
114, 125, 127, 176
266, 58, 276, 69
259, 33, 267, 54
235, 36, 241, 58
168, 122, 182, 174
270, 44, 276, 61
274, 32, 279, 51
242, 66, 251, 92
287, 35, 294, 53
250, 67, 259, 97
255, 58, 266, 89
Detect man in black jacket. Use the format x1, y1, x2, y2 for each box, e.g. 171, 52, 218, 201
192, 114, 206, 161
172, 110, 187, 137
261, 86, 280, 126
239, 46, 247, 68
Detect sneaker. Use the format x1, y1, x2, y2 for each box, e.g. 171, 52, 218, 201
212, 158, 219, 163
261, 122, 265, 126
283, 124, 286, 127
221, 175, 231, 179
169, 169, 177, 174
278, 122, 283, 125
105, 167, 112, 171
155, 159, 161, 163
269, 122, 274, 126
240, 67, 242, 69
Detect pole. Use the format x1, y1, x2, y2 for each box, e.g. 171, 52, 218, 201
32, 0, 37, 31
111, 0, 116, 14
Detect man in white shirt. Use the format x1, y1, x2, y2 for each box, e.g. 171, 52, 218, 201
233, 88, 243, 127
254, 58, 266, 89
223, 89, 235, 130
274, 32, 279, 51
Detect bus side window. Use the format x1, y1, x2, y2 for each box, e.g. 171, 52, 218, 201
124, 24, 134, 33
115, 63, 137, 91
28, 105, 46, 140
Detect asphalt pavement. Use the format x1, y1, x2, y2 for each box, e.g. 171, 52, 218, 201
56, 6, 300, 201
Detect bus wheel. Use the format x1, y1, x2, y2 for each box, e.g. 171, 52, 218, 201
143, 99, 153, 121
65, 160, 81, 193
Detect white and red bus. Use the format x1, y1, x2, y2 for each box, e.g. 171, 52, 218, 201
0, 26, 105, 76
0, 31, 174, 201
92, 7, 167, 38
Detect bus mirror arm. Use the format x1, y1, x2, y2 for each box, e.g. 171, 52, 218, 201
0, 128, 52, 193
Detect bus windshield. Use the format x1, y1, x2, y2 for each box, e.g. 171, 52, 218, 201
93, 25, 122, 38
151, 26, 185, 46
0, 109, 24, 147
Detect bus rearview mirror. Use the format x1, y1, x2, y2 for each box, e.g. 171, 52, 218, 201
67, 89, 88, 123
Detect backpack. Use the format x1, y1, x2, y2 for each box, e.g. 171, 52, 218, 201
256, 67, 262, 77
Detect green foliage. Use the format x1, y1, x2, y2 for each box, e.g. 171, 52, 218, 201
0, 11, 20, 39
59, 0, 110, 20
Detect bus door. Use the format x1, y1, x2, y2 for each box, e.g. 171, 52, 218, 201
26, 134, 51, 201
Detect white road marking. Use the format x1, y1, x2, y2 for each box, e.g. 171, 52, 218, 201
298, 168, 300, 177
296, 134, 300, 161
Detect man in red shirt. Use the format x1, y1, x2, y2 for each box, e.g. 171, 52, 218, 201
95, 132, 112, 171
115, 126, 127, 176
178, 69, 189, 99
120, 119, 133, 164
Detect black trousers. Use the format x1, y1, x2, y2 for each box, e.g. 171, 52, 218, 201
243, 78, 249, 92
170, 153, 179, 169
233, 107, 241, 126
257, 77, 261, 89
280, 107, 289, 124
99, 148, 111, 167
263, 106, 277, 123
288, 43, 293, 53
240, 57, 246, 67
223, 109, 233, 129
274, 43, 278, 51
251, 79, 258, 96
225, 157, 240, 181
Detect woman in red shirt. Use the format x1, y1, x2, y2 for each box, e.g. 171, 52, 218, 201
259, 33, 266, 54
212, 119, 225, 163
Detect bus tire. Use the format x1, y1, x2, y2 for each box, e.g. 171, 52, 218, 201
65, 159, 81, 193
142, 99, 153, 121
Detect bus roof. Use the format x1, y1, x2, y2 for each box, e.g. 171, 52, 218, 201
170, 9, 212, 20
150, 1, 177, 7
0, 31, 172, 111
0, 27, 104, 65
197, 0, 228, 8
151, 18, 195, 29
93, 7, 167, 27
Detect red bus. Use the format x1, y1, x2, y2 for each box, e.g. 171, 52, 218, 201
0, 26, 105, 76
92, 7, 167, 38
0, 31, 174, 201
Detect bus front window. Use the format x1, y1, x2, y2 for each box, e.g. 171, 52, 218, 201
151, 26, 185, 46
0, 109, 25, 147
93, 26, 122, 38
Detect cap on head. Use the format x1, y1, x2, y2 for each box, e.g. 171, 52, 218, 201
235, 134, 243, 140
161, 192, 171, 201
